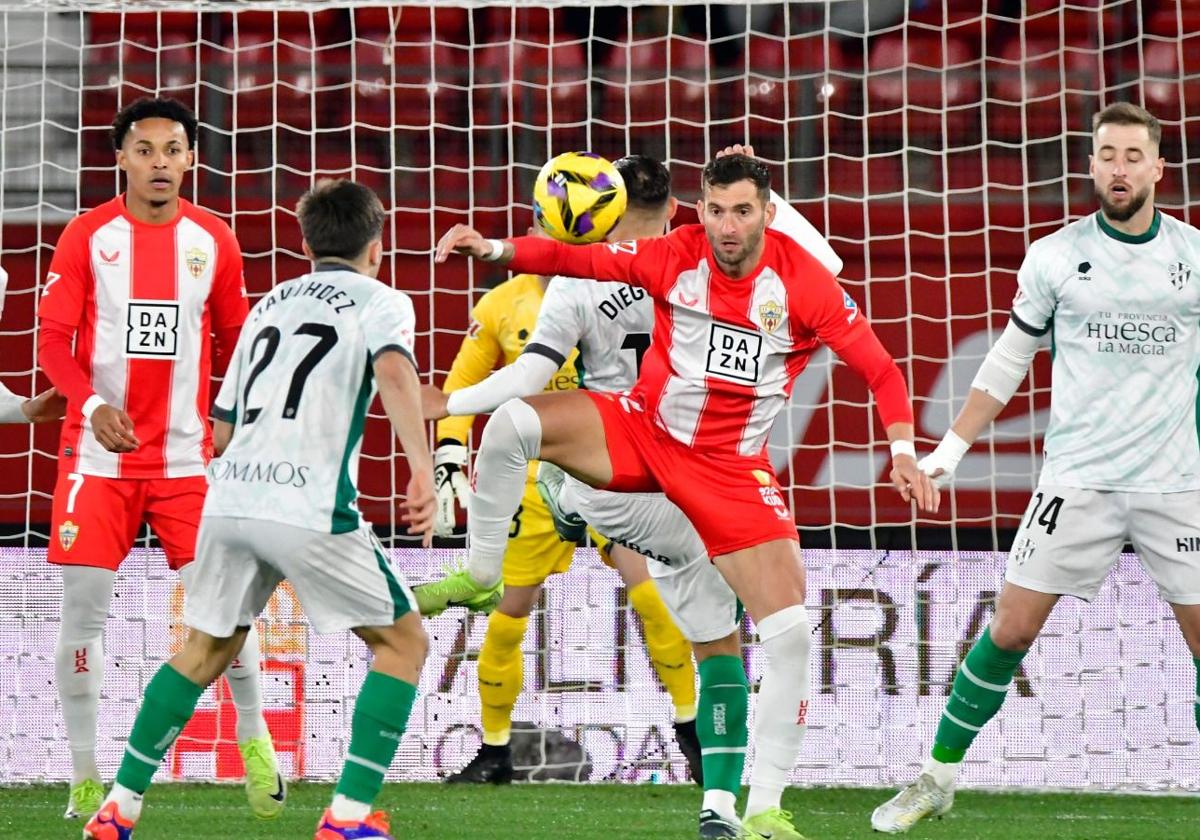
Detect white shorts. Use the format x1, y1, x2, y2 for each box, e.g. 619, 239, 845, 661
183, 516, 416, 637
561, 476, 739, 643
1006, 484, 1200, 604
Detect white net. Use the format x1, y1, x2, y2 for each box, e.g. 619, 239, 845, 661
1, 0, 1198, 790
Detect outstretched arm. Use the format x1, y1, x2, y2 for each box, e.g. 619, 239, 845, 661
435, 225, 653, 287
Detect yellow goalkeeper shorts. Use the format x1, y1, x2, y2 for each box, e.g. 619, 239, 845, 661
501, 473, 577, 587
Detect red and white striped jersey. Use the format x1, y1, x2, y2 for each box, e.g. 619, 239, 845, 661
508, 225, 909, 457
38, 196, 248, 478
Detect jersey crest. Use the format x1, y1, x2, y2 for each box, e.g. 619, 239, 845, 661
1169, 260, 1193, 291
758, 299, 784, 333
186, 246, 209, 279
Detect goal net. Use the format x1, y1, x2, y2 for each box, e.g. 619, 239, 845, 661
1, 0, 1197, 791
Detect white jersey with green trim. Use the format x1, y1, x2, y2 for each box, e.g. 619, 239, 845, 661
205, 266, 417, 532
1010, 209, 1200, 491
524, 190, 844, 392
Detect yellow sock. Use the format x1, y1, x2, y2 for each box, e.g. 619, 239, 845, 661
477, 610, 529, 746
628, 579, 697, 721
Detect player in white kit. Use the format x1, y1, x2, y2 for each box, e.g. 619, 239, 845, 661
872, 103, 1200, 833
84, 180, 435, 840
423, 147, 847, 840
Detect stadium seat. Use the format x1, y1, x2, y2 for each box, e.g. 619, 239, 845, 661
351, 5, 468, 43
217, 32, 321, 131
1141, 38, 1200, 129
987, 38, 1099, 142
865, 31, 979, 150
471, 38, 589, 133
1020, 0, 1129, 42
1146, 3, 1200, 37
119, 35, 199, 100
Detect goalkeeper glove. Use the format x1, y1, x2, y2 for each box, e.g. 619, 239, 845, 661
918, 429, 970, 489
433, 442, 470, 537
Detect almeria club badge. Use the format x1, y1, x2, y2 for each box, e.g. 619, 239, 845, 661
186, 247, 209, 279
58, 520, 79, 551
758, 299, 784, 333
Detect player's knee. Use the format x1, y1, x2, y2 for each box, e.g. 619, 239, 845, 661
483, 398, 542, 461
178, 627, 244, 685
693, 631, 740, 662
987, 615, 1038, 652
372, 612, 429, 669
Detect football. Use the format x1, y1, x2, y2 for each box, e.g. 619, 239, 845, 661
532, 151, 627, 244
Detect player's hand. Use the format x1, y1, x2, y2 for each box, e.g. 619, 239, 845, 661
91, 404, 140, 452
918, 430, 970, 490
421, 384, 450, 420
403, 467, 437, 548
433, 443, 470, 536
716, 143, 756, 159
21, 387, 67, 423
891, 454, 940, 514
435, 224, 492, 263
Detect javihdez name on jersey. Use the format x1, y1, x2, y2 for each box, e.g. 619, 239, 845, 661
210, 458, 311, 487
254, 279, 357, 320
1087, 311, 1179, 356
597, 285, 646, 321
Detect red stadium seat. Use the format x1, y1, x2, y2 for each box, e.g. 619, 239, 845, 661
603, 35, 712, 129
866, 31, 979, 148
1020, 0, 1128, 42
352, 5, 468, 43
218, 30, 323, 130
471, 38, 589, 132
120, 35, 199, 100
987, 38, 1099, 142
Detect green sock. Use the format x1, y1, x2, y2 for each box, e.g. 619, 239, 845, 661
932, 627, 1028, 763
115, 664, 206, 793
696, 655, 749, 795
335, 671, 418, 804
1193, 657, 1199, 735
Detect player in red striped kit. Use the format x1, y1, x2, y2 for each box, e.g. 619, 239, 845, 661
37, 97, 282, 823
436, 153, 938, 839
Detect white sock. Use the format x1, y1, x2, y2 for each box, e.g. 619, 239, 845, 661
744, 604, 811, 821
702, 789, 738, 821
330, 793, 371, 822
921, 755, 958, 790
466, 398, 542, 588
105, 782, 143, 821
224, 624, 269, 743
56, 566, 115, 785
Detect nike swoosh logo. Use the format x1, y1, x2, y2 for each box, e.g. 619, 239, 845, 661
269, 774, 285, 802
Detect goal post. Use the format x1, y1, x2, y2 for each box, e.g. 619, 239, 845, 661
0, 0, 1196, 791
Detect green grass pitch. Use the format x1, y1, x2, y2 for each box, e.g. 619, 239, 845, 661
1, 782, 1194, 839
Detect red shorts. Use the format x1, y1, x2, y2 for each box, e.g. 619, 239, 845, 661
47, 472, 208, 571
585, 391, 798, 557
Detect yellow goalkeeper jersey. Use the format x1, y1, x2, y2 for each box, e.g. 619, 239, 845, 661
436, 273, 579, 446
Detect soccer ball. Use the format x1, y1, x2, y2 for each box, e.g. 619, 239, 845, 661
532, 151, 627, 244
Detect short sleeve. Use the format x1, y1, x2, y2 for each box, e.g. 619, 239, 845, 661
525, 277, 585, 367
37, 217, 91, 328
1010, 244, 1056, 337
212, 319, 250, 423
361, 288, 418, 369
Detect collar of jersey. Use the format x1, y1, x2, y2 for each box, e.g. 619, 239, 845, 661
704, 249, 769, 285
313, 262, 353, 273
118, 193, 185, 228
1095, 207, 1161, 244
